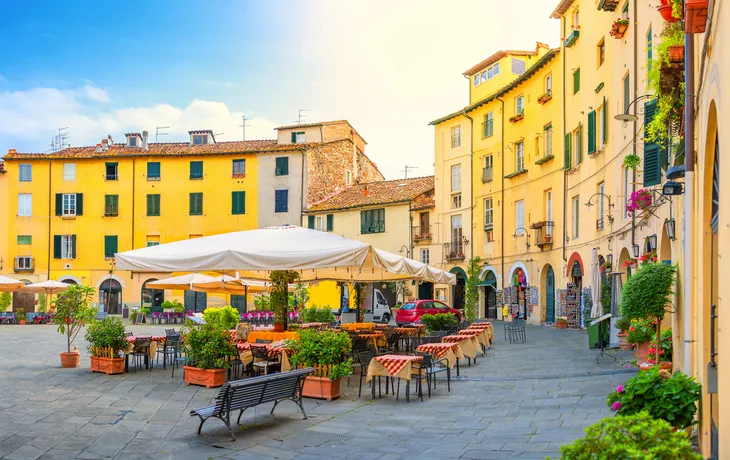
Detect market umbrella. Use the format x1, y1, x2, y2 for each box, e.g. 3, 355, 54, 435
115, 225, 456, 285
590, 249, 603, 318
610, 271, 623, 317
192, 276, 281, 294
22, 280, 72, 295
145, 273, 219, 290
0, 275, 26, 292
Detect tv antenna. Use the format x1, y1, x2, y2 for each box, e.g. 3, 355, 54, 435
155, 126, 170, 143
238, 114, 254, 141
296, 109, 310, 124
400, 165, 419, 179
50, 127, 70, 152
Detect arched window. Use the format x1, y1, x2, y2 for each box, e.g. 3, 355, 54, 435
100, 279, 122, 315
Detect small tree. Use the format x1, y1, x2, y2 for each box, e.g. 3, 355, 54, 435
0, 292, 12, 312
270, 270, 300, 329
464, 257, 482, 322
52, 285, 97, 353
38, 293, 48, 313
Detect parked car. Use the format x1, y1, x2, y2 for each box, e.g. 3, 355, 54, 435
395, 300, 462, 325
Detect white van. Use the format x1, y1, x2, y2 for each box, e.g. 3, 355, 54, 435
363, 287, 393, 324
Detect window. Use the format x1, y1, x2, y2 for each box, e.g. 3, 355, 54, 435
598, 103, 605, 150
451, 215, 463, 249
275, 190, 289, 213
105, 162, 118, 180
275, 157, 289, 176
129, 136, 137, 147
192, 134, 208, 145
361, 208, 385, 234
54, 235, 76, 259
484, 198, 494, 242
17, 235, 32, 245
189, 193, 203, 216
545, 190, 553, 235
190, 161, 203, 179
421, 248, 430, 264
483, 112, 494, 137
232, 191, 246, 215
512, 58, 526, 75
232, 159, 246, 177
573, 68, 581, 94
15, 256, 33, 271
515, 200, 525, 235
450, 125, 461, 148
452, 194, 462, 209
146, 236, 160, 247
483, 155, 493, 182
647, 27, 653, 76
18, 194, 32, 216
104, 195, 119, 217
588, 110, 597, 155
473, 73, 481, 87
291, 132, 306, 143
598, 182, 605, 229
564, 132, 573, 170
515, 95, 524, 116
544, 124, 553, 156
598, 39, 605, 67
315, 215, 333, 232
435, 288, 447, 301
147, 194, 160, 216
104, 236, 118, 259
147, 162, 160, 180
487, 63, 500, 79
451, 164, 462, 192
62, 193, 76, 216
515, 141, 525, 172
623, 73, 631, 114
572, 196, 580, 238
545, 74, 553, 94
19, 164, 32, 182
572, 125, 583, 166
622, 0, 629, 19
63, 163, 76, 181
481, 70, 487, 82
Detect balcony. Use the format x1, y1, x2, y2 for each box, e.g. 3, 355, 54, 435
481, 167, 493, 183
14, 256, 35, 273
564, 29, 579, 47
412, 225, 432, 243
443, 237, 468, 262
530, 221, 555, 249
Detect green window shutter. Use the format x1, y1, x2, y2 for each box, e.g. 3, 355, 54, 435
308, 216, 315, 229
55, 194, 62, 216
104, 236, 118, 258
573, 69, 580, 94
53, 235, 62, 259
71, 235, 77, 259
602, 96, 608, 144
147, 194, 160, 216
146, 195, 152, 215
154, 195, 160, 215
231, 191, 245, 214
564, 133, 572, 170
282, 157, 289, 175
291, 132, 297, 143
275, 157, 289, 176
76, 193, 83, 216
360, 212, 367, 233
190, 161, 203, 179
326, 214, 334, 232
190, 193, 203, 215
576, 123, 583, 164
587, 111, 596, 155
147, 162, 160, 179
643, 99, 662, 186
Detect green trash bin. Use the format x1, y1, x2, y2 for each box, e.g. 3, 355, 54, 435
587, 317, 610, 349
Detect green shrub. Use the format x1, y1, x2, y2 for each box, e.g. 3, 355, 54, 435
300, 306, 335, 323
0, 292, 12, 312
556, 412, 700, 459
16, 308, 26, 321
161, 299, 185, 313
606, 368, 701, 429
649, 328, 673, 363
181, 322, 237, 370
419, 313, 458, 332
621, 263, 676, 322
287, 329, 352, 380
85, 317, 128, 356
202, 305, 240, 330
626, 318, 657, 344
38, 293, 47, 313
615, 316, 631, 332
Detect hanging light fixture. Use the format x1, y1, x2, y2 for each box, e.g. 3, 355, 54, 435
632, 244, 640, 258
664, 218, 676, 241
648, 234, 658, 252
606, 254, 613, 266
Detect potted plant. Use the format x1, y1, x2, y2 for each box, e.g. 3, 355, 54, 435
647, 327, 673, 369
52, 285, 97, 368
622, 154, 641, 170
287, 329, 353, 401
85, 317, 128, 375
615, 317, 632, 351
626, 189, 653, 214
537, 92, 552, 104
559, 412, 701, 459
0, 292, 12, 315
668, 45, 684, 63
657, 2, 679, 22
129, 309, 138, 324
555, 317, 568, 329
543, 234, 552, 243
626, 318, 656, 363
181, 322, 237, 388
607, 368, 702, 429
420, 313, 458, 333
270, 270, 300, 332
609, 18, 630, 38
202, 305, 241, 330
16, 308, 26, 325
509, 111, 524, 123
300, 306, 336, 324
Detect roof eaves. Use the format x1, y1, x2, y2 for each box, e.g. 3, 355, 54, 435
550, 0, 575, 18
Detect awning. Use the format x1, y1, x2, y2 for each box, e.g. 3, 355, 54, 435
476, 280, 496, 287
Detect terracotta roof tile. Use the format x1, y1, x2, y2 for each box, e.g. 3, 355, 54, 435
308, 176, 434, 212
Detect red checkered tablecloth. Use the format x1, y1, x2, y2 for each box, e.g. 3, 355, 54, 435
416, 342, 459, 359
371, 354, 422, 377
126, 336, 165, 344
237, 343, 292, 371
468, 322, 492, 330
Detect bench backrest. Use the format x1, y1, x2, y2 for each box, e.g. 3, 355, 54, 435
226, 368, 314, 412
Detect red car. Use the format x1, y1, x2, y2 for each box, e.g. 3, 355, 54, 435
395, 300, 462, 325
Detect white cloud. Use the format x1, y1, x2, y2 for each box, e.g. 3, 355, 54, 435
83, 85, 111, 103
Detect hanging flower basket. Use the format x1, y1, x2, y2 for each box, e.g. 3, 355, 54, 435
684, 0, 709, 33
610, 18, 630, 38
626, 189, 653, 214
668, 45, 684, 64
509, 112, 524, 123
657, 4, 679, 22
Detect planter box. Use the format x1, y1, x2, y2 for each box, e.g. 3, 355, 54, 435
685, 0, 709, 33
90, 356, 125, 375
509, 114, 524, 123
612, 23, 628, 39
302, 376, 341, 401
184, 366, 226, 388
556, 321, 568, 330
617, 333, 633, 351
668, 45, 684, 64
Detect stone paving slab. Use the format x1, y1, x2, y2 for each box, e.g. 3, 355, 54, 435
0, 323, 635, 459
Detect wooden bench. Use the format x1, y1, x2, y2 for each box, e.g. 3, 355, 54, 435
190, 367, 314, 440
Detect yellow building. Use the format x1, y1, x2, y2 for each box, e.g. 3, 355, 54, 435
2, 121, 384, 314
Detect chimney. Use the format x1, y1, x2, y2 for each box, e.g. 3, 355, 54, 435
96, 144, 103, 153
7, 149, 16, 155
101, 139, 109, 151
142, 131, 149, 150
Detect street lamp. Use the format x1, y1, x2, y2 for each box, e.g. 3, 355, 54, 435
606, 254, 613, 266
632, 244, 641, 258
665, 218, 676, 240
614, 95, 654, 122
648, 234, 658, 252
513, 227, 530, 250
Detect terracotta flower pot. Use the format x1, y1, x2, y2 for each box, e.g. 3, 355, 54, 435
659, 361, 673, 371
556, 321, 568, 330
636, 341, 650, 364
273, 323, 286, 332
60, 351, 80, 368
617, 332, 633, 351
668, 45, 684, 63
90, 356, 125, 375
301, 376, 341, 401
184, 366, 226, 388
684, 0, 709, 33
18, 320, 26, 325
657, 4, 679, 22
613, 23, 628, 39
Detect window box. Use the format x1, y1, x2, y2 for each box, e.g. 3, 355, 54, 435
684, 0, 708, 33
535, 155, 555, 166
668, 45, 684, 64
509, 112, 524, 123
504, 169, 528, 179
610, 18, 630, 38
564, 29, 579, 47
537, 92, 552, 104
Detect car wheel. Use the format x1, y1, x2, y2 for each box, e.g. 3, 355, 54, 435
382, 314, 391, 324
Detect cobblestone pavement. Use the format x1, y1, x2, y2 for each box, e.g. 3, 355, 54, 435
0, 323, 636, 460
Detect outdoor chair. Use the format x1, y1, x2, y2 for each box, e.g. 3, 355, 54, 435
130, 337, 153, 372
354, 350, 383, 399
151, 312, 161, 324
413, 351, 451, 400
157, 333, 181, 369
383, 332, 403, 355
165, 328, 177, 336
250, 344, 280, 376
505, 319, 526, 344
226, 351, 245, 381
170, 340, 187, 379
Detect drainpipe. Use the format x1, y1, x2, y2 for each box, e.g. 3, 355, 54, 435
47, 159, 52, 279
682, 24, 695, 375
631, 0, 638, 258
561, 16, 568, 265
131, 158, 136, 250
496, 98, 505, 292
461, 110, 474, 260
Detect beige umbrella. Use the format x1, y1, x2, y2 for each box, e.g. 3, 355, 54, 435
590, 249, 603, 318
146, 273, 219, 290
22, 280, 72, 295
0, 276, 25, 292
191, 275, 272, 294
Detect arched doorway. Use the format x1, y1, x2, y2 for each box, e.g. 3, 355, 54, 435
544, 266, 555, 323
418, 282, 434, 300
659, 225, 672, 264
12, 279, 34, 313
510, 267, 528, 319
100, 279, 122, 315
565, 255, 583, 328
482, 271, 497, 319
618, 247, 632, 280
141, 279, 165, 312
449, 267, 467, 310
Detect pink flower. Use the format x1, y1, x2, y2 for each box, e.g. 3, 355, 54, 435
616, 385, 624, 393
611, 402, 623, 411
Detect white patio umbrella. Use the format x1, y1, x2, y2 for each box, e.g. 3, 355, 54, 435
590, 248, 603, 318
22, 280, 72, 295
192, 276, 274, 294
145, 273, 219, 290
0, 276, 26, 292
115, 226, 456, 285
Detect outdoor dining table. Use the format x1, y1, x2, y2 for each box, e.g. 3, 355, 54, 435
123, 336, 161, 371
415, 343, 461, 369
340, 322, 376, 331
395, 326, 425, 337
468, 322, 495, 342
246, 331, 299, 343
237, 342, 293, 372
366, 354, 423, 402
442, 335, 478, 361
358, 332, 387, 352
457, 329, 490, 350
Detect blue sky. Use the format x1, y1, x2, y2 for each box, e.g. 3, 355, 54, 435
0, 0, 559, 178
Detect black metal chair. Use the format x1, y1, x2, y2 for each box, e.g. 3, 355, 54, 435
170, 339, 187, 378
130, 337, 153, 372
413, 351, 451, 400
250, 344, 280, 376
157, 333, 181, 369
124, 332, 133, 337
505, 319, 526, 344
354, 350, 383, 399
